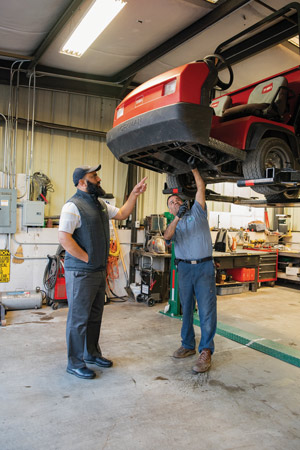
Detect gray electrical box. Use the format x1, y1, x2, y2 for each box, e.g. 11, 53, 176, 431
22, 201, 45, 226
0, 189, 17, 233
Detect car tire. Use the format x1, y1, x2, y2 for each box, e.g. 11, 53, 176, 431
265, 188, 300, 202
242, 137, 299, 198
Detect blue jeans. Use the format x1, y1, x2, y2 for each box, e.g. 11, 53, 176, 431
178, 260, 217, 354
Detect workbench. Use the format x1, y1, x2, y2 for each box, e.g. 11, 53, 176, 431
164, 248, 262, 315
213, 249, 261, 292
131, 248, 171, 269
131, 247, 263, 312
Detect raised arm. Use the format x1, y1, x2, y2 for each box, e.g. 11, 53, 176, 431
187, 156, 206, 209
114, 177, 147, 220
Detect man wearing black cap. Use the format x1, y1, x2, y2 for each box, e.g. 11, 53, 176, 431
59, 165, 147, 379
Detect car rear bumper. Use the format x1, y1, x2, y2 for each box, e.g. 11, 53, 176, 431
106, 102, 213, 163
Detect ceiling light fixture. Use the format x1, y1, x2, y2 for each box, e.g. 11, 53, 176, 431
288, 36, 299, 48
60, 0, 127, 58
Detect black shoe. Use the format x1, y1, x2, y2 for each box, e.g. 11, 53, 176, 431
84, 356, 113, 368
66, 366, 96, 379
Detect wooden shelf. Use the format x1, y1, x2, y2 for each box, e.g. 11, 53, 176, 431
216, 281, 244, 286
279, 251, 300, 259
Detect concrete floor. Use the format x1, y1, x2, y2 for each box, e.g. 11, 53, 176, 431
1, 284, 300, 450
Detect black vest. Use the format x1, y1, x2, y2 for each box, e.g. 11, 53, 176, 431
64, 190, 110, 272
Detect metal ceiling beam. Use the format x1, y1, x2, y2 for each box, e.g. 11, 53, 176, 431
0, 62, 134, 98
219, 13, 299, 65
180, 0, 221, 9
28, 0, 85, 70
0, 51, 34, 61
215, 2, 300, 65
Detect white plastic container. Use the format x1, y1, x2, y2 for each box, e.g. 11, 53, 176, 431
286, 267, 300, 276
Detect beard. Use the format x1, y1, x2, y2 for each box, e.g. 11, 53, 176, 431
86, 180, 106, 198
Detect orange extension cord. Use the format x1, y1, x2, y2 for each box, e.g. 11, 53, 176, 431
106, 238, 120, 291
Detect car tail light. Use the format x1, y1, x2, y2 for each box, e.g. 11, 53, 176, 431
135, 96, 144, 106
163, 79, 177, 96
116, 106, 124, 119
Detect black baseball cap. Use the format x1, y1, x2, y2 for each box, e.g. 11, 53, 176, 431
73, 164, 101, 186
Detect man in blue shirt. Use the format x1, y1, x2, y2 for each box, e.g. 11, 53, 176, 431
164, 157, 217, 373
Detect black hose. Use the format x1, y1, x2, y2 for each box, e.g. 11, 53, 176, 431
106, 284, 128, 303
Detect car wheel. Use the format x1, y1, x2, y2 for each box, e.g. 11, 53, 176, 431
242, 137, 298, 198
265, 188, 300, 202
166, 173, 196, 199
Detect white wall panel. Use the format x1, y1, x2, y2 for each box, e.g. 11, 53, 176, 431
285, 207, 300, 232
34, 89, 53, 122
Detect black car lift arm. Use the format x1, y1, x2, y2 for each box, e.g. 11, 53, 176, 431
237, 168, 300, 188
163, 168, 300, 207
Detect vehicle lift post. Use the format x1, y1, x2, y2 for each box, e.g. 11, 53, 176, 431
162, 192, 182, 316
167, 243, 181, 316
0, 302, 6, 326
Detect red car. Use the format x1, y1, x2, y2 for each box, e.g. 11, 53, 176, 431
107, 4, 300, 201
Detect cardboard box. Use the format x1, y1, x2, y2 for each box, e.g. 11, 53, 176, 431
286, 267, 300, 276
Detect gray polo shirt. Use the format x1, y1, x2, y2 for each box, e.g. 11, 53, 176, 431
172, 201, 213, 260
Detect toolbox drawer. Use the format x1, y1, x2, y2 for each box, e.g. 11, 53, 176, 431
233, 256, 260, 267
258, 251, 278, 281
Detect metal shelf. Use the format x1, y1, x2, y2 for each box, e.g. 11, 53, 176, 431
277, 271, 300, 283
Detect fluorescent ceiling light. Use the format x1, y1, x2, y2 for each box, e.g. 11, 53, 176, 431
288, 36, 299, 48
60, 0, 127, 58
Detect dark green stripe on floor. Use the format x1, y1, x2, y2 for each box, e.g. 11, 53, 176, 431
160, 311, 300, 368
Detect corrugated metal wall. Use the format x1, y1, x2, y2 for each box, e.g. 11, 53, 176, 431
0, 83, 299, 229
0, 84, 167, 219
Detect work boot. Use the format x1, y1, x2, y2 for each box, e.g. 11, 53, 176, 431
192, 349, 211, 373
173, 346, 196, 358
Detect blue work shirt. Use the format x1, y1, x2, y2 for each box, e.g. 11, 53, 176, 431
172, 201, 213, 260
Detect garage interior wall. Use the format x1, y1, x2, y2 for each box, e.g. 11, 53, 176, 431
0, 84, 167, 219
1, 83, 299, 230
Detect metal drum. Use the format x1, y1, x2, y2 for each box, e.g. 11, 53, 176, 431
0, 290, 43, 310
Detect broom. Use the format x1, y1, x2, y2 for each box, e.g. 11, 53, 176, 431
12, 245, 24, 264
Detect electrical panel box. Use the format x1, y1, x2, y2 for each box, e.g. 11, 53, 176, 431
22, 201, 45, 226
0, 189, 17, 233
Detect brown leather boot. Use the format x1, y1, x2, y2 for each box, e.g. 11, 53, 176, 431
173, 346, 196, 358
192, 349, 211, 373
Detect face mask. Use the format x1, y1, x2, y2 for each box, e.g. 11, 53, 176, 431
86, 180, 106, 198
